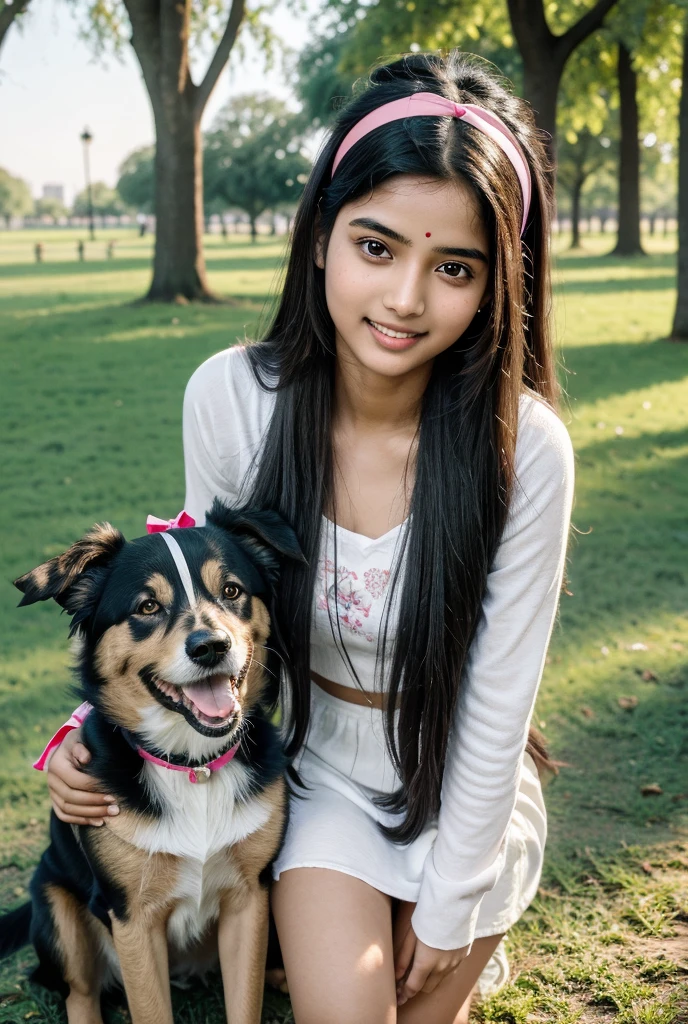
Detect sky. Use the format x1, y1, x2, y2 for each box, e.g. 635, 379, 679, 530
0, 0, 317, 202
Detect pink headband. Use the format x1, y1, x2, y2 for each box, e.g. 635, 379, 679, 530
331, 91, 532, 236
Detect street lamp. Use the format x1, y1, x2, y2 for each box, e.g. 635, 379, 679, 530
80, 127, 95, 241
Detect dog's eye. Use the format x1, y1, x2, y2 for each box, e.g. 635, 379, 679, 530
137, 598, 160, 616
223, 583, 242, 601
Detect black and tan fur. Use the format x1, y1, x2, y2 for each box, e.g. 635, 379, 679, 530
0, 501, 302, 1024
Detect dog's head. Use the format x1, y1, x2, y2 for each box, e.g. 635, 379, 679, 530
14, 501, 303, 761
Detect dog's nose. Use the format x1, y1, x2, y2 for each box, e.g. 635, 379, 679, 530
186, 629, 231, 667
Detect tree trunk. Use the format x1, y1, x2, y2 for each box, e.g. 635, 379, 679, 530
521, 62, 561, 161
671, 15, 688, 340
148, 108, 211, 301
250, 216, 257, 243
569, 176, 585, 248
507, 0, 620, 174
613, 44, 644, 257
123, 0, 245, 303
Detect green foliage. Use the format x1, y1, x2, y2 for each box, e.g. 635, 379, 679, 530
294, 25, 357, 127
0, 167, 33, 225
204, 94, 311, 232
33, 197, 68, 221
72, 181, 125, 217
72, 0, 280, 62
116, 145, 155, 213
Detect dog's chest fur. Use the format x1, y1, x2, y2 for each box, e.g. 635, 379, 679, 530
132, 760, 272, 862
98, 760, 274, 966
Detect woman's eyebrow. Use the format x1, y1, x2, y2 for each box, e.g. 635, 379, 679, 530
433, 245, 488, 262
349, 217, 410, 245
349, 218, 488, 262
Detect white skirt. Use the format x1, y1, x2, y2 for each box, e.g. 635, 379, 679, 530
272, 681, 547, 943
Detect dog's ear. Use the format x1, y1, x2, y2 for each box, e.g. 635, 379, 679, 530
206, 500, 305, 582
14, 523, 126, 613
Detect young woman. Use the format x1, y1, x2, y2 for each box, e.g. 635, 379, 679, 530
42, 51, 574, 1024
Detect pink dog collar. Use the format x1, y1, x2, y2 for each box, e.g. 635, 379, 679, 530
137, 741, 241, 784
331, 92, 532, 235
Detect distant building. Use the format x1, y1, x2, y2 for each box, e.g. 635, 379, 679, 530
42, 184, 64, 203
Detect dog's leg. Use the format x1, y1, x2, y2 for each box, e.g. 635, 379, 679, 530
44, 885, 104, 1024
218, 885, 269, 1024
110, 914, 174, 1024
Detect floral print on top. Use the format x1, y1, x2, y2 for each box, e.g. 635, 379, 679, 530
316, 558, 392, 643
309, 518, 407, 689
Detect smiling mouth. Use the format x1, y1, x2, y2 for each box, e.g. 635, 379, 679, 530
365, 318, 424, 340
141, 662, 249, 734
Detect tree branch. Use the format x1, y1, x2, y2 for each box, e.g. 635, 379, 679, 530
556, 0, 620, 64
122, 0, 163, 112
0, 0, 32, 57
194, 0, 246, 120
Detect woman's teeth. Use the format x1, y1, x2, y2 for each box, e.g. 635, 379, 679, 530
367, 319, 420, 340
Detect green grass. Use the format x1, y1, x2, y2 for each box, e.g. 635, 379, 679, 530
0, 227, 686, 1021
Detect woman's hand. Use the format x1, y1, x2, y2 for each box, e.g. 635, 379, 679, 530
393, 900, 469, 1005
46, 728, 118, 826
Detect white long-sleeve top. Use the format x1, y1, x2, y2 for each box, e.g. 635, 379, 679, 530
183, 344, 575, 950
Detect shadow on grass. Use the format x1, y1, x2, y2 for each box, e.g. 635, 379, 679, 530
554, 250, 676, 274
560, 338, 688, 405
545, 655, 688, 859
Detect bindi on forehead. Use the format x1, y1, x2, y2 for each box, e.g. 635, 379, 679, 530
425, 232, 431, 237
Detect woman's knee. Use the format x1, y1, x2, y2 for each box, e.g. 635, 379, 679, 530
272, 868, 397, 1024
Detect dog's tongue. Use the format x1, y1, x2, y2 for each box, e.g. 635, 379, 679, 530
181, 676, 235, 719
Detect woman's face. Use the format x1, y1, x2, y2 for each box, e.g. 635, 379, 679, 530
316, 174, 491, 380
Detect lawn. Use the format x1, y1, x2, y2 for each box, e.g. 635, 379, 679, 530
0, 227, 686, 1022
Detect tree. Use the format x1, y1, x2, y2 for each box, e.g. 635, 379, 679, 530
34, 196, 68, 221
556, 31, 617, 244
671, 7, 688, 339
558, 131, 616, 244
0, 167, 33, 225
204, 93, 311, 242
612, 41, 644, 253
72, 182, 125, 218
116, 146, 155, 213
0, 0, 31, 59
506, 0, 620, 152
82, 0, 277, 302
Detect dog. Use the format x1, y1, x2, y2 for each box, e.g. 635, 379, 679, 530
0, 500, 302, 1024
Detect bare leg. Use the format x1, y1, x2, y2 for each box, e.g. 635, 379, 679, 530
218, 886, 269, 1024
272, 868, 396, 1024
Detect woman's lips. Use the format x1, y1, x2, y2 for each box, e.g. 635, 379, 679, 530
365, 318, 425, 351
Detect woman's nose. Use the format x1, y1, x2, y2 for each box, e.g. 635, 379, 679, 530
382, 266, 425, 318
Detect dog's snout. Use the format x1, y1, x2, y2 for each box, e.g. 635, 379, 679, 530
186, 629, 231, 667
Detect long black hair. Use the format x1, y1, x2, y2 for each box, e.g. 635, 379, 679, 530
242, 50, 557, 844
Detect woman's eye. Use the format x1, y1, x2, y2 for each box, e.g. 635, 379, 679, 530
359, 239, 390, 259
223, 583, 242, 600
440, 262, 472, 280
137, 598, 160, 616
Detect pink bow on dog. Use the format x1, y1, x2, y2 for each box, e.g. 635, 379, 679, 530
146, 510, 196, 534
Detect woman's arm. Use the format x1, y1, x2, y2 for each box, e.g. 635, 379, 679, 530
410, 398, 575, 956
46, 728, 119, 825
